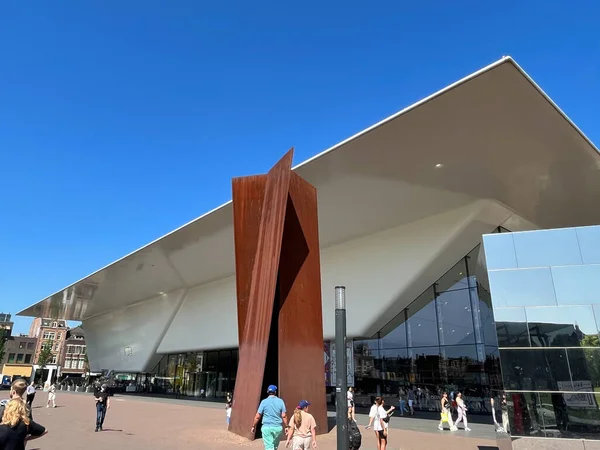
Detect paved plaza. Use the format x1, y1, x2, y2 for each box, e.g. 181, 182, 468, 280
8, 391, 501, 450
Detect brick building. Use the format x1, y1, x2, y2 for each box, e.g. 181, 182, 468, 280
60, 326, 87, 380
1, 313, 38, 380
29, 318, 68, 384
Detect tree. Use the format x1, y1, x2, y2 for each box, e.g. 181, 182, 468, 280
37, 343, 54, 370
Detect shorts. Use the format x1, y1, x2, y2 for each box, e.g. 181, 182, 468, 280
261, 425, 283, 450
408, 399, 413, 407
377, 429, 388, 441
292, 435, 312, 449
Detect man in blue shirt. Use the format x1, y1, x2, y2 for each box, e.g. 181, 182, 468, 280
251, 385, 288, 450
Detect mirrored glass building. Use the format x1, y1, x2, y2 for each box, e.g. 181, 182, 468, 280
17, 57, 600, 448
482, 225, 600, 442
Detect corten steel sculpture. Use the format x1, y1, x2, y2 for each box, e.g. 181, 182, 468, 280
228, 148, 327, 440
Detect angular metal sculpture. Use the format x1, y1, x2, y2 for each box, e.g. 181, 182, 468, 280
229, 148, 327, 440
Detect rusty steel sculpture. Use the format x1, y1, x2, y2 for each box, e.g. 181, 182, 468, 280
228, 148, 327, 440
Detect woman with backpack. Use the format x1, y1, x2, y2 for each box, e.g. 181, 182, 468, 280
366, 397, 395, 450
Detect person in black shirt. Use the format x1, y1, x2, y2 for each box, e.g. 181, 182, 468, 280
94, 384, 111, 432
0, 397, 46, 450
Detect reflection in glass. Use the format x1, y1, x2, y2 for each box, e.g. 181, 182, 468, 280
551, 265, 600, 306
488, 268, 557, 308
576, 225, 600, 265
506, 392, 544, 437
436, 258, 469, 292
499, 349, 570, 391
494, 308, 529, 347
482, 234, 518, 270
526, 306, 599, 348
478, 286, 498, 347
566, 348, 600, 389
380, 349, 410, 384
436, 289, 475, 345
512, 228, 583, 268
537, 391, 600, 438
466, 245, 481, 289
379, 310, 407, 349
409, 346, 441, 388
407, 287, 439, 347
441, 345, 482, 387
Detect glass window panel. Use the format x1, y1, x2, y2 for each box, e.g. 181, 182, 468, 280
477, 286, 498, 346
484, 346, 503, 391
506, 392, 545, 437
494, 307, 529, 348
353, 340, 380, 381
436, 258, 469, 292
379, 310, 407, 349
499, 349, 570, 391
526, 306, 599, 348
566, 348, 600, 390
409, 346, 441, 389
380, 349, 410, 385
482, 234, 518, 270
551, 265, 600, 306
512, 228, 583, 268
441, 345, 483, 388
436, 289, 475, 345
407, 287, 439, 347
488, 268, 557, 308
205, 351, 218, 371
576, 225, 600, 265
538, 390, 600, 439
466, 245, 484, 289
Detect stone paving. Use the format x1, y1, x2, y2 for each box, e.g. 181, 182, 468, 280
5, 390, 501, 449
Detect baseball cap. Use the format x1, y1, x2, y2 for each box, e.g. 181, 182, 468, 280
298, 400, 311, 409
267, 385, 277, 393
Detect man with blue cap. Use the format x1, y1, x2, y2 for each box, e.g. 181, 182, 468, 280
251, 385, 288, 450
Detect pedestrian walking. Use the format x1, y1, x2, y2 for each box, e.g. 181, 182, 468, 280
368, 397, 394, 450
94, 384, 111, 432
438, 392, 456, 431
347, 387, 355, 421
251, 385, 288, 450
25, 382, 36, 412
454, 392, 471, 431
46, 383, 56, 408
285, 400, 317, 449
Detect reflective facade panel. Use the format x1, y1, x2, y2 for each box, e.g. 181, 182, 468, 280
512, 228, 583, 268
576, 225, 600, 265
483, 225, 600, 441
487, 268, 557, 307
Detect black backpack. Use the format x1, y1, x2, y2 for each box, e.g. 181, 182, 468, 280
348, 419, 362, 450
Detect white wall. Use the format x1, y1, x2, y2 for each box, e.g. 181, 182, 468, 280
157, 277, 237, 354
84, 289, 186, 372
86, 200, 525, 369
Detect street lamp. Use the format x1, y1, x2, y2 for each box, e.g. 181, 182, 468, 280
335, 286, 349, 450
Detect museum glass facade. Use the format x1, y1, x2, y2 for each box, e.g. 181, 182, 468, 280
483, 225, 600, 440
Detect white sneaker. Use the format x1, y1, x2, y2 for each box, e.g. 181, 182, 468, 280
438, 425, 443, 431
465, 427, 471, 431
46, 405, 49, 408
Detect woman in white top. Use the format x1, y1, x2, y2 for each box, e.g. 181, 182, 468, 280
347, 387, 355, 421
366, 396, 394, 450
453, 392, 471, 431
46, 383, 56, 408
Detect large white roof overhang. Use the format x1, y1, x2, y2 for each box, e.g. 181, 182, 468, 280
18, 57, 600, 321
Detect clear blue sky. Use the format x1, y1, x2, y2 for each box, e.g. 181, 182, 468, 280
1, 1, 599, 334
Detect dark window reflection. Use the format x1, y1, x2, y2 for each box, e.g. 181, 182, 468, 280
441, 345, 482, 387
499, 349, 570, 391
380, 349, 411, 384
436, 289, 475, 345
527, 306, 599, 348
466, 245, 481, 288
409, 346, 441, 388
407, 288, 439, 347
353, 340, 380, 382
506, 392, 545, 437
537, 391, 600, 438
436, 258, 469, 292
494, 307, 529, 348
566, 348, 600, 390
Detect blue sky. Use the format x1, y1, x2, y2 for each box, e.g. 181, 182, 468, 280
1, 1, 599, 334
